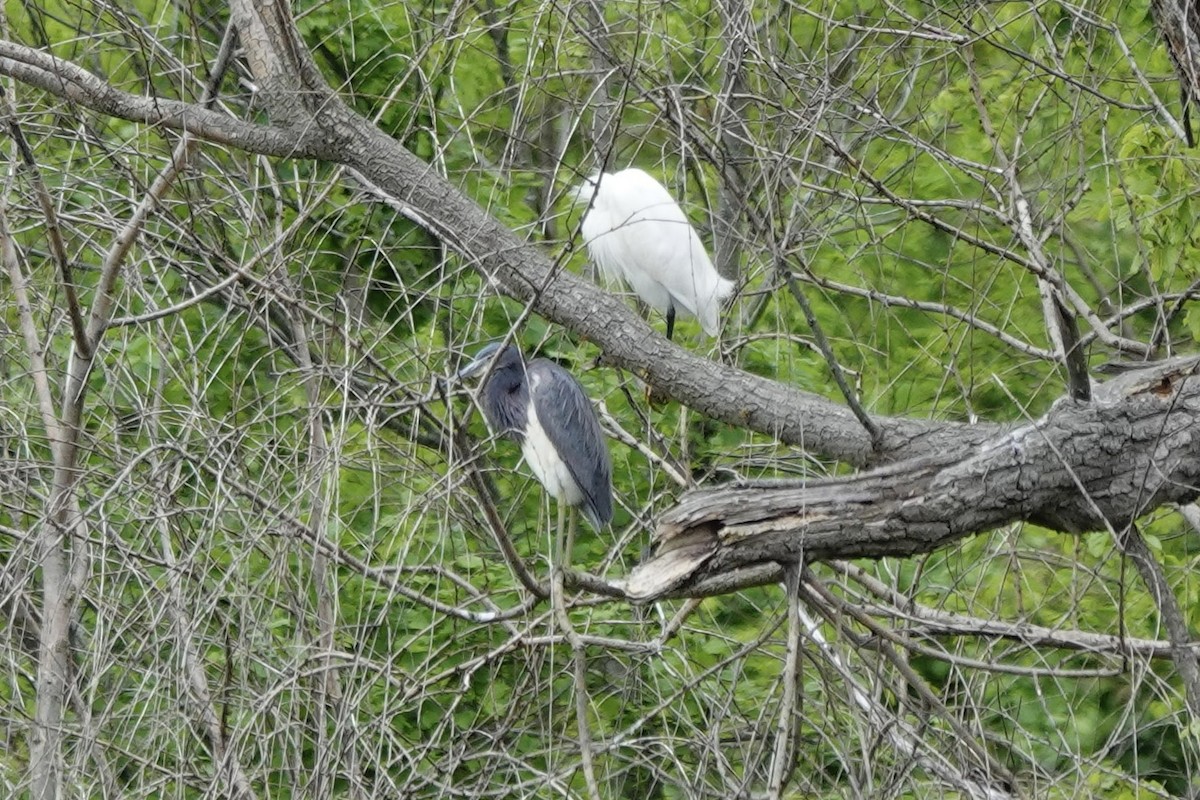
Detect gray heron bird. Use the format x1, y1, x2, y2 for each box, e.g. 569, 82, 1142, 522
574, 167, 734, 340
456, 342, 613, 570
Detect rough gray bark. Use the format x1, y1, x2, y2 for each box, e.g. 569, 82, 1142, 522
626, 356, 1200, 600
3, 5, 1200, 797
6, 3, 1200, 798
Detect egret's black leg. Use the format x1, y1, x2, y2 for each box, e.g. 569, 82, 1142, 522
665, 304, 676, 341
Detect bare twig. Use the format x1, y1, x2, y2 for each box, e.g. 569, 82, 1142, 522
830, 560, 1200, 660
803, 570, 1019, 796
712, 0, 752, 283
794, 271, 1058, 360
451, 423, 549, 600
156, 467, 257, 799
0, 87, 88, 355
781, 268, 882, 445
797, 577, 1015, 800
551, 568, 603, 800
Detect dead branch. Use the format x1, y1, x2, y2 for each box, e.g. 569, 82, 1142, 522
627, 357, 1200, 600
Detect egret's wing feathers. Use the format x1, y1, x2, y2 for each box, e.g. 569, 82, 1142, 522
527, 360, 613, 529
634, 211, 726, 323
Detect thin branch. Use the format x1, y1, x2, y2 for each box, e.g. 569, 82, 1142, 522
964, 43, 1089, 399
0, 41, 314, 158
181, 438, 545, 621
596, 401, 689, 489
781, 268, 881, 445
551, 568, 603, 800
796, 579, 1015, 800
451, 424, 549, 601
794, 271, 1057, 361
0, 85, 89, 355
712, 0, 751, 282
813, 128, 1152, 357
830, 560, 1200, 659
803, 569, 1020, 795
1113, 526, 1200, 719
0, 199, 63, 460
291, 310, 348, 793
156, 468, 257, 799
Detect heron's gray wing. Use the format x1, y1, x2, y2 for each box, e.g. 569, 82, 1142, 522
527, 360, 613, 529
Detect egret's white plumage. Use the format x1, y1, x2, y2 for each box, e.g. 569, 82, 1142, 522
575, 168, 734, 338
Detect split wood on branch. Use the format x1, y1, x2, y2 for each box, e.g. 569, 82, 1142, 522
626, 356, 1200, 601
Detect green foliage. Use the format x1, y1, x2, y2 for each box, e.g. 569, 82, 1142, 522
4, 0, 1200, 797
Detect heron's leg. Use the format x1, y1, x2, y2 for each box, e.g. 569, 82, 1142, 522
565, 508, 577, 572
549, 505, 602, 800
642, 304, 677, 406
554, 501, 567, 573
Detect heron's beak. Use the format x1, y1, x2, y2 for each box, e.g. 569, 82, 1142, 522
454, 342, 504, 381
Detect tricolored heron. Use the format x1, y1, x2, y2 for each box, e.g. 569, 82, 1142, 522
574, 167, 734, 341
456, 342, 612, 573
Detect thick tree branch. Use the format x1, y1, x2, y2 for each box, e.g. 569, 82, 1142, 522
627, 357, 1200, 600
249, 4, 1006, 465
2, 3, 1197, 797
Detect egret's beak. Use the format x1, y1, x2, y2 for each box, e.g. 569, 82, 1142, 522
571, 174, 601, 205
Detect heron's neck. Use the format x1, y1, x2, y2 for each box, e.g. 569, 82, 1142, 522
484, 372, 529, 441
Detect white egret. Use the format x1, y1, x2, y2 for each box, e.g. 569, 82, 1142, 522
574, 167, 734, 340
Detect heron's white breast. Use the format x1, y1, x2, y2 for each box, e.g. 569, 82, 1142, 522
520, 392, 584, 506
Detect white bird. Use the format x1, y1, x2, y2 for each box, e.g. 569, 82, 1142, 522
574, 168, 734, 340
